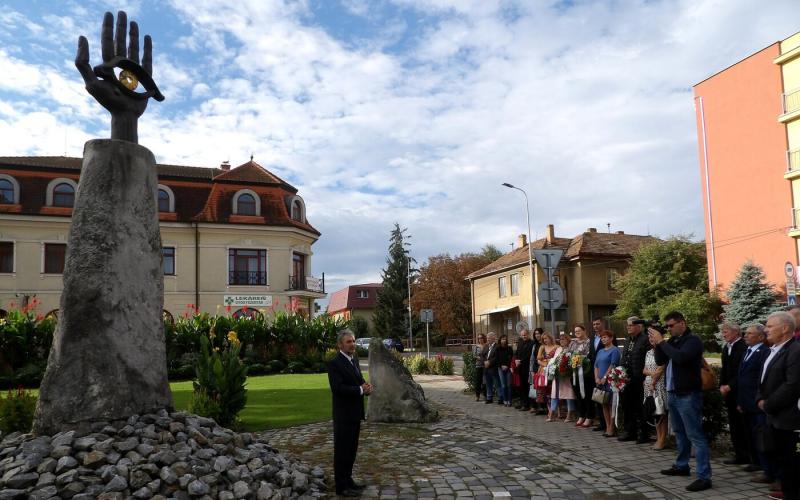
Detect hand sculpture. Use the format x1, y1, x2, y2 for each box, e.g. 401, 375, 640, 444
76, 11, 165, 144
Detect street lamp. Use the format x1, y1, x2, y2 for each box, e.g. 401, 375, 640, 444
502, 183, 537, 330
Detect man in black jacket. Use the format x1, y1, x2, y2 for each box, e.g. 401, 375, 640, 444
718, 321, 747, 465
651, 311, 712, 492
735, 324, 772, 479
483, 332, 499, 403
757, 312, 800, 500
328, 329, 372, 497
619, 316, 650, 443
515, 329, 534, 411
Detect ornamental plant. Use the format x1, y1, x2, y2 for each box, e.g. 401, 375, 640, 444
430, 354, 454, 375
190, 331, 248, 427
0, 386, 37, 433
462, 351, 477, 391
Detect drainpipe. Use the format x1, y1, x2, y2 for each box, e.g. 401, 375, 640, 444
696, 96, 718, 289
194, 222, 200, 309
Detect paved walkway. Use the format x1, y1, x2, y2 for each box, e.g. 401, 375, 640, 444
263, 375, 766, 499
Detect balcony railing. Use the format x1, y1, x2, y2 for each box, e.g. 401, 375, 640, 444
783, 88, 800, 115
792, 208, 800, 231
788, 149, 800, 174
288, 274, 325, 293
228, 270, 267, 286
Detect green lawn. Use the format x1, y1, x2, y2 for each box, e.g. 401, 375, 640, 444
171, 373, 334, 431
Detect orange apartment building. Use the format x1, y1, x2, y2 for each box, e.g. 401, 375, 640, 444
693, 31, 800, 293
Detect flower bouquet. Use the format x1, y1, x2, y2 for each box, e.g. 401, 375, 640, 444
555, 351, 572, 379
569, 353, 590, 371
607, 366, 628, 393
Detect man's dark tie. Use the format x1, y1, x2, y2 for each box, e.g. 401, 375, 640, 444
743, 347, 754, 363
351, 357, 360, 375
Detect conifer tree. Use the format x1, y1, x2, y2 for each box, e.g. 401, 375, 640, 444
373, 224, 414, 340
722, 261, 779, 325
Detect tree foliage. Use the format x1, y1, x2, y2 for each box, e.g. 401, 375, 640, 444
373, 223, 414, 339
613, 237, 722, 350
481, 244, 503, 261
722, 261, 780, 326
410, 253, 492, 343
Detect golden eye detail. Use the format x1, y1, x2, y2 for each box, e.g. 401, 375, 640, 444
118, 69, 139, 90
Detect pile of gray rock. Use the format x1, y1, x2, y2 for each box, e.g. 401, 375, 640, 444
0, 410, 326, 499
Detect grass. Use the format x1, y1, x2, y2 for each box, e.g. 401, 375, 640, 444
171, 373, 336, 431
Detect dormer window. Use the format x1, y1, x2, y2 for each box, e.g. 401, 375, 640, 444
46, 178, 78, 208
288, 195, 305, 222
232, 189, 260, 216
53, 183, 75, 207
157, 185, 175, 212
356, 290, 369, 299
0, 178, 16, 204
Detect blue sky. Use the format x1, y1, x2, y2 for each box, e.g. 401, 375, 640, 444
2, 0, 800, 301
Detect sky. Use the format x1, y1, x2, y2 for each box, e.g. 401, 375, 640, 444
2, 0, 799, 302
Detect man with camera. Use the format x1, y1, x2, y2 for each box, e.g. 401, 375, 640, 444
650, 311, 712, 492
619, 316, 651, 443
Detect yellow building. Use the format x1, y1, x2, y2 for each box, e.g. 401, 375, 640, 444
467, 225, 655, 339
779, 33, 800, 251
0, 157, 325, 318
326, 283, 383, 334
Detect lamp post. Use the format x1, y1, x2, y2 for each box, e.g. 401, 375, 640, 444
502, 183, 537, 330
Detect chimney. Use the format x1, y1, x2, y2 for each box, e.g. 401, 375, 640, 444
615, 230, 625, 235
517, 234, 527, 248
588, 227, 597, 233
546, 224, 555, 244
220, 161, 230, 171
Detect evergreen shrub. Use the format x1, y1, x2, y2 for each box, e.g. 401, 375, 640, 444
0, 387, 37, 434
462, 351, 477, 392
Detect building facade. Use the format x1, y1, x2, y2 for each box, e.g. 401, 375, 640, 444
467, 225, 655, 340
694, 31, 800, 293
0, 157, 325, 318
326, 283, 382, 334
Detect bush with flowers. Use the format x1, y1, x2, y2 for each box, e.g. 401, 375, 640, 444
0, 298, 56, 389
190, 330, 248, 427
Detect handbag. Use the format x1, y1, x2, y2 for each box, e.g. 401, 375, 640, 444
700, 358, 716, 391
591, 387, 610, 404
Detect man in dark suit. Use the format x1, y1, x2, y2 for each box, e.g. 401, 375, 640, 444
483, 332, 499, 404
757, 312, 800, 500
590, 318, 607, 432
735, 324, 772, 479
719, 322, 747, 464
515, 329, 534, 411
328, 329, 372, 497
619, 316, 651, 443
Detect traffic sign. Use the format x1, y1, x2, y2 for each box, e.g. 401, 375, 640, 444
785, 261, 795, 279
533, 249, 564, 275
790, 295, 797, 306
420, 309, 434, 323
538, 281, 564, 309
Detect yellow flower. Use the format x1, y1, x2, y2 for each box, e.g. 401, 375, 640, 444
227, 331, 240, 345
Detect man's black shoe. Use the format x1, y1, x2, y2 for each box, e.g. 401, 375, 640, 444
742, 464, 762, 472
349, 481, 366, 491
685, 479, 712, 492
660, 465, 691, 476
337, 488, 362, 497
636, 437, 652, 444
484, 400, 493, 404
617, 434, 636, 442
592, 426, 605, 432
722, 457, 748, 465
518, 406, 530, 411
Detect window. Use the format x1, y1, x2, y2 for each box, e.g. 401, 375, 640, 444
233, 190, 261, 216
158, 189, 170, 212
356, 290, 369, 299
228, 248, 267, 285
0, 179, 14, 204
52, 183, 75, 207
162, 246, 175, 275
510, 273, 519, 296
292, 200, 303, 221
498, 276, 507, 297
607, 268, 621, 290
0, 242, 12, 273
44, 243, 67, 274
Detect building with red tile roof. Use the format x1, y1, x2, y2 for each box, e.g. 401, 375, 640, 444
0, 156, 325, 318
326, 283, 383, 335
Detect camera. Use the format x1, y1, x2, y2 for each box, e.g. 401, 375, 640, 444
632, 315, 665, 334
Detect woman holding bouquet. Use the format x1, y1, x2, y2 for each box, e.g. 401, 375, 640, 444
594, 330, 621, 437
496, 334, 514, 406
569, 324, 595, 428
535, 332, 558, 414
550, 333, 577, 422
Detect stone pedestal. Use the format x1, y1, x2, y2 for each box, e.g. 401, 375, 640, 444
367, 340, 439, 423
33, 139, 172, 435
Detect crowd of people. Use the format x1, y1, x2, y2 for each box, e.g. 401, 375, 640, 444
472, 310, 800, 499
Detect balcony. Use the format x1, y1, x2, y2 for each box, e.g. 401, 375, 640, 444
790, 208, 800, 238
228, 270, 267, 286
288, 274, 325, 294
785, 149, 800, 179
780, 88, 800, 123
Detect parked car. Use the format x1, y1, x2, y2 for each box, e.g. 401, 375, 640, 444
383, 337, 404, 352
355, 337, 372, 349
